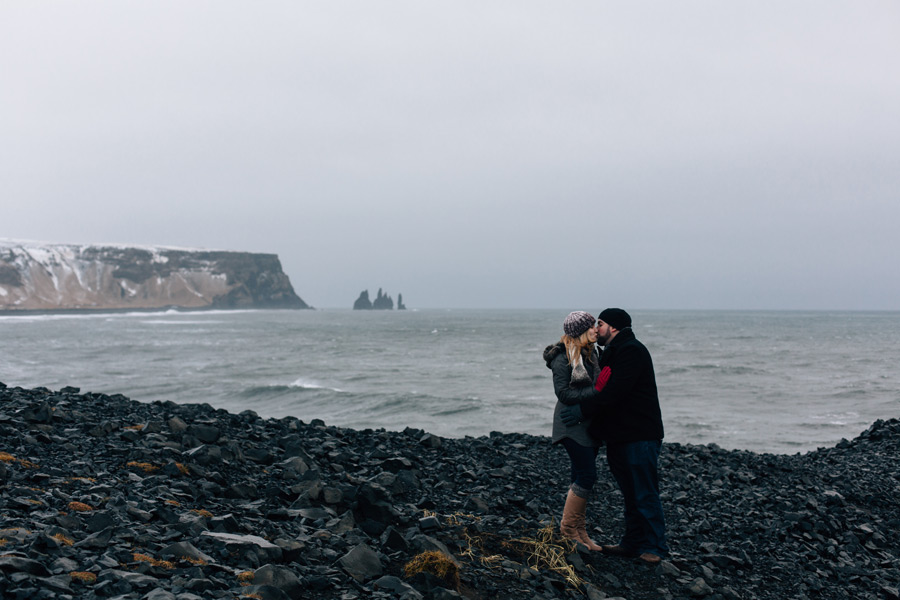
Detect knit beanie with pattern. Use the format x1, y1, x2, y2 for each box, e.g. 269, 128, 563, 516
563, 311, 595, 338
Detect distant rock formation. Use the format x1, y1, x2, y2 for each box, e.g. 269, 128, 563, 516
0, 241, 311, 312
353, 290, 373, 310
372, 288, 393, 310
353, 288, 404, 310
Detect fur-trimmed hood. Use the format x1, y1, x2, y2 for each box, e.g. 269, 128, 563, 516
543, 342, 566, 368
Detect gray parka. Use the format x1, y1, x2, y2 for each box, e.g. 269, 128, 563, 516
543, 342, 600, 447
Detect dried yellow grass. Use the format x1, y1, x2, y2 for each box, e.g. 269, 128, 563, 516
133, 553, 174, 569
53, 533, 75, 546
181, 556, 208, 566
70, 571, 97, 583
175, 462, 189, 475
237, 571, 255, 585
67, 501, 94, 512
502, 524, 583, 587
126, 461, 159, 473
445, 511, 481, 526
403, 551, 461, 589
191, 509, 214, 518
64, 477, 97, 485
0, 452, 38, 468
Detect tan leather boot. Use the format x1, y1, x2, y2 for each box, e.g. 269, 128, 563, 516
560, 489, 602, 551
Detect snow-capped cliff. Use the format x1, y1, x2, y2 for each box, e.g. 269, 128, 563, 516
0, 241, 310, 312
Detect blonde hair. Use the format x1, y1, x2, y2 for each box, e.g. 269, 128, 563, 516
561, 329, 595, 369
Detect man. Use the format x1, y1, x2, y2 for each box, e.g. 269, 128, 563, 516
561, 308, 668, 563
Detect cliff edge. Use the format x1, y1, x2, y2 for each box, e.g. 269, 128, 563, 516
0, 241, 310, 312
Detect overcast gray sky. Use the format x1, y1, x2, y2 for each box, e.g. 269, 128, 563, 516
3, 2, 898, 309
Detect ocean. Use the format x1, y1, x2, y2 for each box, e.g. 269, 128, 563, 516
2, 308, 898, 454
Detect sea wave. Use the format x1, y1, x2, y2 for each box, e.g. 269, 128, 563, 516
140, 320, 226, 325
0, 308, 259, 322
664, 364, 766, 376
239, 378, 344, 397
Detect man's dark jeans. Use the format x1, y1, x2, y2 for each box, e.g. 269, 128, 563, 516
606, 439, 669, 557
560, 437, 599, 498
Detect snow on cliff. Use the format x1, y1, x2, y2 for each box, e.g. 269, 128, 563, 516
0, 240, 309, 311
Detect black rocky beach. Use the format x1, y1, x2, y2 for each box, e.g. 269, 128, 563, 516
1, 383, 898, 600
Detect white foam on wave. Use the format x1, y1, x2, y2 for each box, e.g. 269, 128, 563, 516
289, 377, 343, 393
0, 308, 263, 323
141, 320, 225, 325
811, 411, 860, 426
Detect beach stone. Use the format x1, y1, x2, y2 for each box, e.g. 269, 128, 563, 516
687, 576, 714, 596
279, 456, 309, 475
329, 511, 357, 535
182, 444, 222, 466
239, 584, 292, 600
208, 513, 241, 532
322, 486, 343, 504
101, 568, 160, 589
159, 541, 215, 564
0, 556, 51, 576
420, 434, 442, 448
187, 424, 220, 444
225, 482, 258, 499
142, 589, 177, 600
200, 532, 283, 563
253, 564, 305, 599
182, 578, 218, 592
245, 446, 275, 464
380, 526, 409, 552
374, 575, 423, 598
338, 543, 383, 582
430, 589, 463, 600
87, 510, 119, 533
167, 416, 188, 432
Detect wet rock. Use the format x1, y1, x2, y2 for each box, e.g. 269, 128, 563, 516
200, 532, 283, 563
0, 556, 51, 577
374, 575, 423, 598
338, 543, 383, 582
252, 564, 304, 599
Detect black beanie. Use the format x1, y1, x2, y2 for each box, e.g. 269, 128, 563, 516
598, 308, 631, 331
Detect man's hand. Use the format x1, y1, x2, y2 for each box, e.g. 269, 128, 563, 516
560, 404, 584, 426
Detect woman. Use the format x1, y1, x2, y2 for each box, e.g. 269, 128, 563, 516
543, 311, 608, 551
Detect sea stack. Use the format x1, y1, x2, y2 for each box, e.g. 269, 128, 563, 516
353, 288, 403, 310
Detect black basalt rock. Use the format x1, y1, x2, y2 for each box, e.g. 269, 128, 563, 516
0, 384, 898, 600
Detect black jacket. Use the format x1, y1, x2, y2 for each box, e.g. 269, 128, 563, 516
583, 329, 664, 444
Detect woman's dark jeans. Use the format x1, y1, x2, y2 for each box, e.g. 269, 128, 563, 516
606, 439, 669, 557
560, 437, 599, 498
